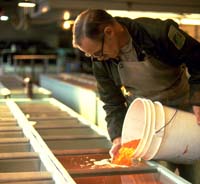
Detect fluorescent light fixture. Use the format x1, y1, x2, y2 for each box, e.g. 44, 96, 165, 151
18, 1, 36, 8
63, 11, 70, 20
63, 21, 71, 29
41, 6, 49, 13
0, 88, 10, 96
0, 15, 9, 21
63, 20, 74, 29
107, 10, 200, 25
180, 19, 200, 25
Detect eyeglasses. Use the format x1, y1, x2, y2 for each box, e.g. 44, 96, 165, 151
85, 33, 105, 60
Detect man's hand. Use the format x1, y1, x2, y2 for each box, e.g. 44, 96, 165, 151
193, 105, 200, 125
109, 137, 121, 160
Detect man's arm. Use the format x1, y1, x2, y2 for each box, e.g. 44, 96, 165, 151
92, 61, 127, 141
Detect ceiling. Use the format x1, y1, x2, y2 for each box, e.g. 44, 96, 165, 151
0, 0, 200, 30
48, 0, 200, 13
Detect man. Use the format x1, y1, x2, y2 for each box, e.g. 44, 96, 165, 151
72, 9, 200, 183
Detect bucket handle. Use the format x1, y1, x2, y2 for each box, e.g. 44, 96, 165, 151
155, 109, 178, 135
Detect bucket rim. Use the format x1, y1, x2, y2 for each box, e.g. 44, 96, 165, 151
144, 101, 165, 160
138, 99, 156, 158
122, 98, 149, 158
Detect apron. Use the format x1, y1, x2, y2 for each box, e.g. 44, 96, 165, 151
118, 55, 190, 110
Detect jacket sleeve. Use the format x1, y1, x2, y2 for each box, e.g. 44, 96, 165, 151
92, 61, 127, 141
135, 18, 200, 105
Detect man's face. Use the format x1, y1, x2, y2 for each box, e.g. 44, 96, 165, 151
78, 30, 120, 61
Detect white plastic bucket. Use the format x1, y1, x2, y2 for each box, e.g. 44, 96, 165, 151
132, 99, 152, 158
143, 101, 165, 160
122, 98, 200, 164
139, 99, 156, 158
121, 98, 145, 153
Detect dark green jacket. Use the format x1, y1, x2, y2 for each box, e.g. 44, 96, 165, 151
92, 17, 200, 141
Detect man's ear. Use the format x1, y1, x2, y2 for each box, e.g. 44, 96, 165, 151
104, 26, 114, 38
